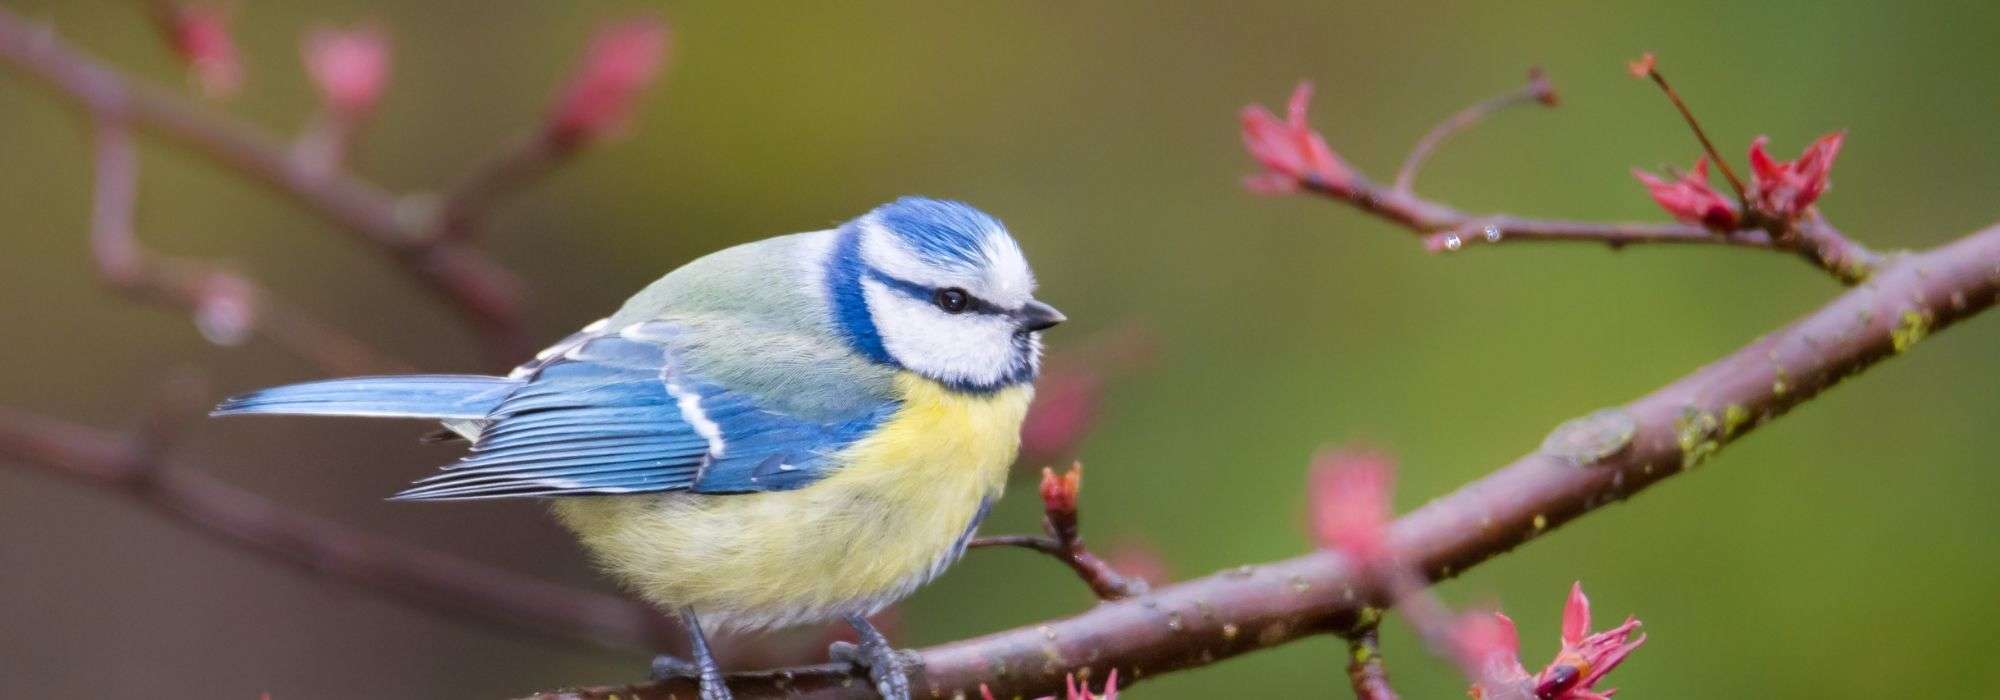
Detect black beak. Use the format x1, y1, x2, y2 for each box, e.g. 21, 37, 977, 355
1018, 299, 1066, 332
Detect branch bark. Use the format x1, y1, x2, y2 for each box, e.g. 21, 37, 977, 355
0, 406, 682, 652
526, 223, 1999, 698
1345, 628, 1399, 700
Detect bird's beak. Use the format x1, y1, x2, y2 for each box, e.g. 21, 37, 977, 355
1018, 299, 1066, 332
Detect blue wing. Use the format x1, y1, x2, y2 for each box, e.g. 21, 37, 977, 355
392, 322, 893, 501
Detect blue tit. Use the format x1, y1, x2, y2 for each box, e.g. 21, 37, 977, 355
212, 197, 1064, 700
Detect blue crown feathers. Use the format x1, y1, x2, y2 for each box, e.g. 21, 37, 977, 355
870, 197, 1004, 269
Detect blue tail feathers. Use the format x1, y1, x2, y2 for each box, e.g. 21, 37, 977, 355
212, 375, 520, 420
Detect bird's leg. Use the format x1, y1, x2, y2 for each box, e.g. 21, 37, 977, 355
648, 653, 700, 680
830, 613, 917, 700
668, 609, 731, 700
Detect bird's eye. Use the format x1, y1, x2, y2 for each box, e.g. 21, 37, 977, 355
933, 287, 970, 314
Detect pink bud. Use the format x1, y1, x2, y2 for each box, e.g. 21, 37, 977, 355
1306, 446, 1396, 563
157, 3, 242, 98
1626, 52, 1657, 79
194, 271, 256, 346
1039, 465, 1081, 517
547, 18, 670, 147
303, 25, 391, 119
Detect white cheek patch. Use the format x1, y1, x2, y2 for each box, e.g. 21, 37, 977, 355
863, 279, 1018, 387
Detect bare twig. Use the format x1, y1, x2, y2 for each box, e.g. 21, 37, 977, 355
84, 113, 402, 375
1256, 69, 1884, 282
969, 465, 1148, 600
1393, 67, 1557, 194
1345, 627, 1399, 700
1299, 171, 1884, 282
0, 7, 533, 365
1630, 55, 1748, 203
526, 225, 2000, 698
432, 134, 568, 243
0, 404, 683, 652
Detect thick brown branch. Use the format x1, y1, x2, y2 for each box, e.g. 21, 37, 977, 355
0, 407, 681, 652
0, 8, 533, 364
528, 224, 1999, 698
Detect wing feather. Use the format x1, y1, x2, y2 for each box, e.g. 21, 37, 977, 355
392, 322, 892, 501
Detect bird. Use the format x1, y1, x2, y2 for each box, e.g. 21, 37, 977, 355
211, 197, 1064, 700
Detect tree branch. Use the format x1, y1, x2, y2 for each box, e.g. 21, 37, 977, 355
525, 223, 1999, 698
1302, 174, 1883, 282
968, 465, 1150, 601
0, 404, 682, 653
1392, 67, 1557, 194
84, 110, 404, 375
1345, 627, 1398, 700
1256, 71, 1884, 282
0, 8, 533, 364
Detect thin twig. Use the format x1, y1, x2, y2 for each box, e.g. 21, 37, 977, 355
528, 223, 2000, 698
0, 7, 533, 366
1266, 65, 1883, 282
1632, 57, 1748, 203
432, 133, 569, 243
84, 112, 403, 374
1345, 627, 1400, 700
1393, 67, 1558, 194
968, 465, 1148, 600
1299, 170, 1883, 282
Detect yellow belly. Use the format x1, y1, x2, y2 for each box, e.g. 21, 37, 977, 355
553, 373, 1031, 631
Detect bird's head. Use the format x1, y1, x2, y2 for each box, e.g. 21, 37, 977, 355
825, 197, 1063, 393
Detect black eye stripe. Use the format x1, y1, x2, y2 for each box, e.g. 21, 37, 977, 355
865, 270, 1009, 316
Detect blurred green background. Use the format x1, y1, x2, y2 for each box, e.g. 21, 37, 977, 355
4, 1, 1998, 697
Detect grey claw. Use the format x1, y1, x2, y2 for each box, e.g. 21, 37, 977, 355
829, 639, 916, 700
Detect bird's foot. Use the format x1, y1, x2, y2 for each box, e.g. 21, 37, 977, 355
649, 653, 731, 700
830, 639, 919, 700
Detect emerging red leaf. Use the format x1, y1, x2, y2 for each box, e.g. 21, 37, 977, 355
1633, 157, 1741, 230
1240, 82, 1354, 194
1747, 131, 1845, 219
1532, 582, 1646, 700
